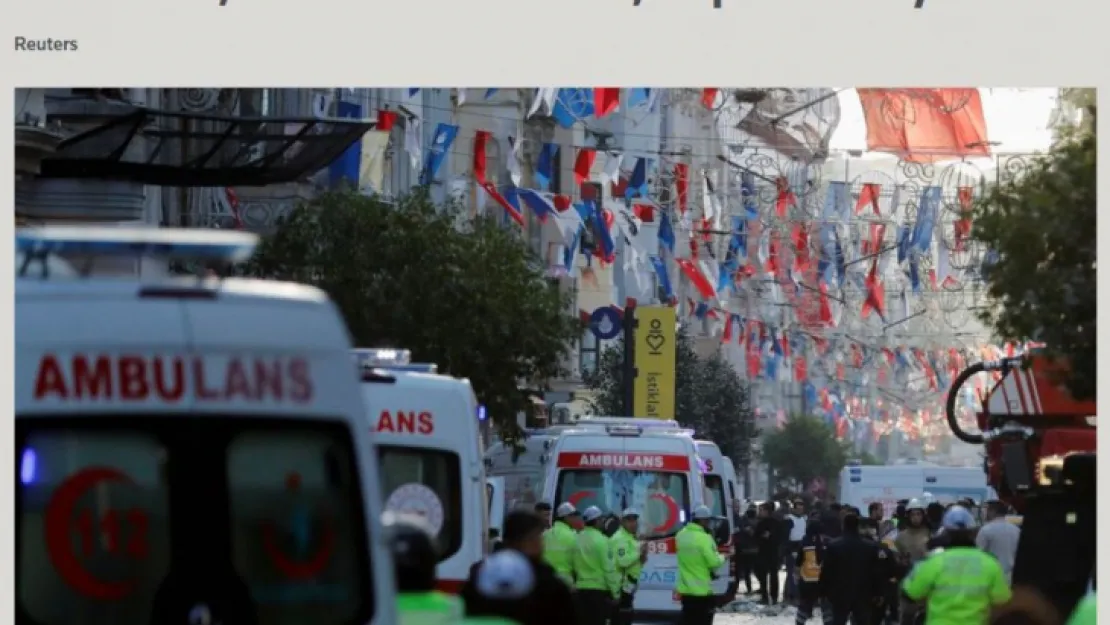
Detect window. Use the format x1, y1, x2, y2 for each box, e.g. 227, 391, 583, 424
17, 418, 373, 625
553, 469, 690, 540
579, 329, 600, 378
377, 447, 462, 561
702, 475, 728, 518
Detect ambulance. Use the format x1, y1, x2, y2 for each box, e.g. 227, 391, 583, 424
354, 348, 487, 593
541, 417, 729, 617
694, 441, 736, 601
484, 427, 566, 511
15, 227, 396, 625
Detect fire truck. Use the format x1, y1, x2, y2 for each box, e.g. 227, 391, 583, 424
945, 352, 1095, 616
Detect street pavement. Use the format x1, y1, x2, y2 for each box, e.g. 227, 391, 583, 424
637, 573, 800, 624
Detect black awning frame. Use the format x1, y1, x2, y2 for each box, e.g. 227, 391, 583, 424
38, 106, 375, 187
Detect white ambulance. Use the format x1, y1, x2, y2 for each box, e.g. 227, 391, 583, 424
541, 418, 729, 617
15, 227, 396, 625
484, 428, 567, 511
694, 441, 736, 601
354, 348, 487, 593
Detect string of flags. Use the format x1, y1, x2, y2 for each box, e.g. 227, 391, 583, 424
324, 87, 1003, 445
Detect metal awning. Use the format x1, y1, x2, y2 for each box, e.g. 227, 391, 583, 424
37, 107, 374, 187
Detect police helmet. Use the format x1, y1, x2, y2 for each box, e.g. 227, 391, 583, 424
381, 510, 439, 592
476, 550, 536, 600
582, 506, 604, 523
906, 498, 925, 511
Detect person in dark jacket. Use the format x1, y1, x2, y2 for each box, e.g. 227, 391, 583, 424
755, 502, 782, 605
821, 503, 843, 540
818, 513, 883, 625
461, 510, 577, 625
735, 507, 760, 595
861, 518, 905, 625
795, 520, 832, 625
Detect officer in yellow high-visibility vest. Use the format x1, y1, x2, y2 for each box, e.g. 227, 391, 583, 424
543, 502, 580, 587
675, 505, 725, 625
572, 506, 617, 625
609, 508, 649, 625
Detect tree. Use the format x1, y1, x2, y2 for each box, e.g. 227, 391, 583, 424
761, 414, 848, 491
245, 190, 582, 431
972, 105, 1096, 400
582, 329, 756, 462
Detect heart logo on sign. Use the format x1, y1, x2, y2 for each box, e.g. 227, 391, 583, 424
645, 333, 666, 352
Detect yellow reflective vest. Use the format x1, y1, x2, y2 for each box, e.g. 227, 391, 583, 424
675, 523, 725, 597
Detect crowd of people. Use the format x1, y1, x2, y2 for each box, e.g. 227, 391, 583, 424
384, 495, 1094, 625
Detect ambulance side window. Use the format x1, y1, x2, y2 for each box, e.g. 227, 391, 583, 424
17, 432, 171, 625
228, 430, 369, 625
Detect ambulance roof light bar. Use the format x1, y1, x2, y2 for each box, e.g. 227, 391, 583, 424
351, 348, 438, 374
605, 425, 644, 437
577, 416, 683, 429
16, 226, 259, 278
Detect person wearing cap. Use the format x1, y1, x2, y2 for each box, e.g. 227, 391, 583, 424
609, 508, 649, 625
382, 511, 465, 625
461, 549, 537, 625
901, 506, 1011, 625
675, 504, 726, 625
543, 502, 580, 587
462, 510, 578, 625
572, 506, 617, 625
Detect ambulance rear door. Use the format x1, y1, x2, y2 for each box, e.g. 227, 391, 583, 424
16, 228, 395, 625
360, 362, 484, 592
485, 476, 505, 548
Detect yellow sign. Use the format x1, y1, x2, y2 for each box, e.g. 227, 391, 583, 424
633, 306, 676, 419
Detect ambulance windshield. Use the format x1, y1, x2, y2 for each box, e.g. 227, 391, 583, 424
553, 470, 690, 540
16, 417, 374, 625
378, 446, 462, 561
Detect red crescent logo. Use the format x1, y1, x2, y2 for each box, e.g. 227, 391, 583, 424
43, 467, 138, 600
260, 474, 336, 580
567, 491, 594, 508
261, 519, 336, 580
648, 493, 679, 534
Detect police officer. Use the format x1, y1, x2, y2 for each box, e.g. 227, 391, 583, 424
902, 506, 1011, 625
543, 502, 580, 587
675, 505, 726, 625
382, 511, 464, 625
461, 549, 537, 625
573, 506, 616, 625
609, 508, 648, 625
818, 513, 882, 625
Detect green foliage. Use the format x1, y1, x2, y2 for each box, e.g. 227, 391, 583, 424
582, 330, 757, 463
972, 106, 1096, 400
761, 414, 848, 489
245, 190, 583, 431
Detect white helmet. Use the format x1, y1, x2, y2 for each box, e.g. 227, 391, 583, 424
907, 498, 925, 511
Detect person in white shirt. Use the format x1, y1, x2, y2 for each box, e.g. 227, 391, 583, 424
783, 499, 809, 603
976, 499, 1022, 583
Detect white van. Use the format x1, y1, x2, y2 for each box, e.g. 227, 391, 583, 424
694, 441, 736, 601
839, 463, 993, 515
542, 417, 725, 617
354, 348, 487, 593
15, 227, 396, 625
